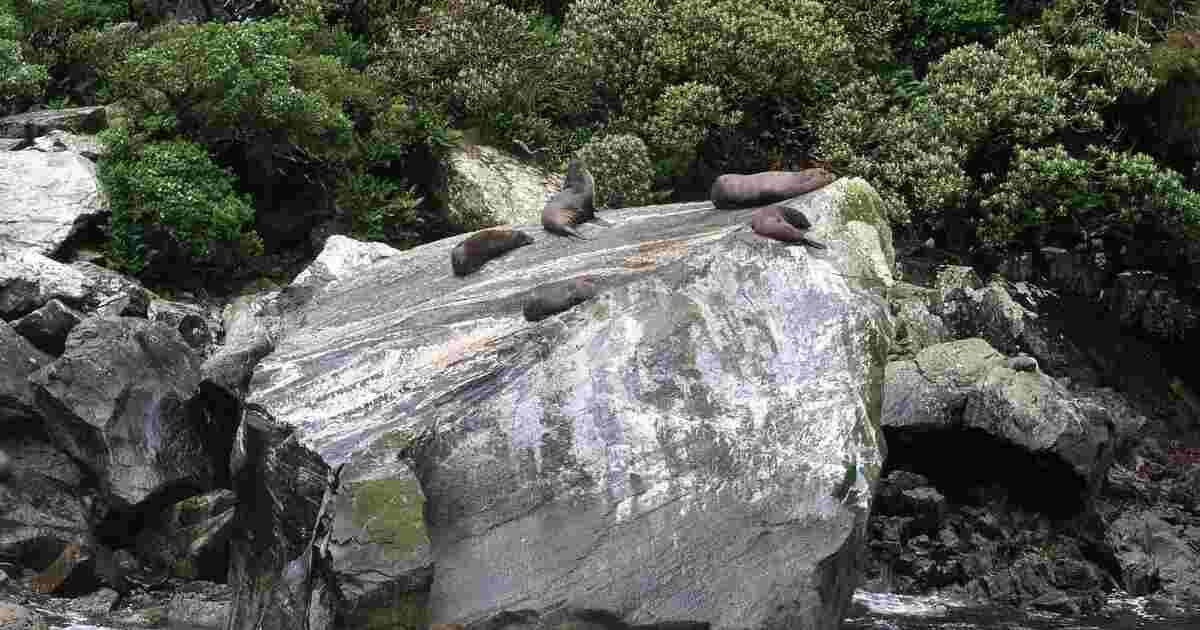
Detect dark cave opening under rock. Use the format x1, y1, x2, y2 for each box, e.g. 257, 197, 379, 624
881, 426, 1088, 519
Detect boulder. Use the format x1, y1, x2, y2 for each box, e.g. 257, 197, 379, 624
226, 405, 338, 630
886, 282, 951, 360
0, 150, 106, 255
0, 321, 51, 421
0, 435, 92, 575
0, 250, 88, 320
883, 338, 1142, 489
445, 143, 563, 230
249, 178, 896, 630
10, 299, 83, 355
70, 261, 145, 312
30, 317, 212, 508
149, 298, 221, 353
0, 107, 107, 139
1107, 509, 1200, 601
135, 490, 237, 582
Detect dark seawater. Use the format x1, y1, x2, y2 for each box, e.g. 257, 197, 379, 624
39, 590, 1200, 630
842, 591, 1200, 630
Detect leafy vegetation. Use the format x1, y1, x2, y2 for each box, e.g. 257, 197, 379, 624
2, 0, 1199, 285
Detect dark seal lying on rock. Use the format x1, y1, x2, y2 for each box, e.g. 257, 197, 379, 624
542, 158, 608, 239
523, 276, 599, 322
711, 168, 835, 210
751, 205, 828, 249
451, 228, 535, 277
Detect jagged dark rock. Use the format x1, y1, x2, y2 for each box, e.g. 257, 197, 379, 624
10, 299, 83, 355
135, 490, 237, 583
30, 316, 213, 509
226, 405, 338, 630
0, 107, 107, 138
167, 581, 234, 629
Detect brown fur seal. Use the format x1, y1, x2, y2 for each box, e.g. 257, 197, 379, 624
451, 228, 535, 277
750, 205, 827, 249
524, 277, 598, 322
542, 158, 608, 239
32, 542, 86, 594
711, 168, 835, 210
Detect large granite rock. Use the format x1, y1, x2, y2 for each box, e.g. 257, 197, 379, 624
30, 317, 213, 508
249, 177, 895, 630
0, 150, 106, 255
0, 250, 88, 320
445, 144, 563, 230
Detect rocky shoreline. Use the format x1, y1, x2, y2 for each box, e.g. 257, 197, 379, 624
1, 119, 1199, 630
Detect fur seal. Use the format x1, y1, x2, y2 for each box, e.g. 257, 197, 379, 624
750, 205, 827, 249
542, 158, 607, 239
711, 168, 835, 210
451, 228, 535, 277
32, 543, 86, 594
524, 276, 599, 322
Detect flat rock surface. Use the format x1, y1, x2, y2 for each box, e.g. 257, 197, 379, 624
250, 178, 895, 630
0, 150, 105, 255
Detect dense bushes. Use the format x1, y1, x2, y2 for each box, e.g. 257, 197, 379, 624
815, 0, 1160, 250
4, 0, 1200, 283
98, 128, 261, 275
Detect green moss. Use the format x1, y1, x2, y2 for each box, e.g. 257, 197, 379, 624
840, 179, 888, 227
364, 591, 430, 630
350, 478, 430, 559
172, 557, 196, 580
140, 607, 167, 627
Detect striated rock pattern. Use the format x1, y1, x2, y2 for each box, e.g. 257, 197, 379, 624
249, 178, 895, 630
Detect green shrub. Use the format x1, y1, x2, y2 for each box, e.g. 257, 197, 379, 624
910, 0, 1003, 51
577, 134, 654, 208
560, 0, 854, 175
816, 0, 1158, 235
980, 145, 1200, 246
370, 0, 581, 157
110, 18, 370, 159
7, 0, 128, 63
98, 128, 261, 274
337, 170, 423, 243
0, 38, 46, 108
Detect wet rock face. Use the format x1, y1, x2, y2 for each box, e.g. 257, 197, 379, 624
30, 316, 211, 509
226, 406, 337, 630
249, 178, 896, 630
